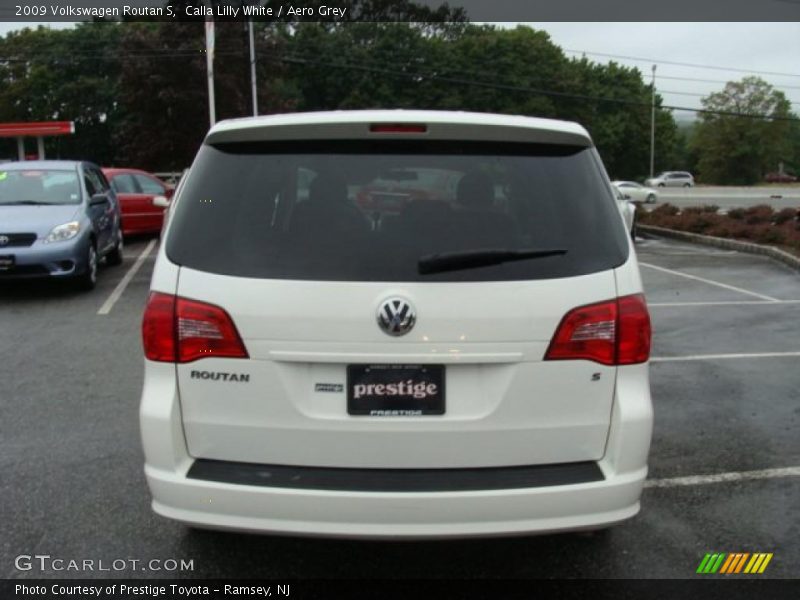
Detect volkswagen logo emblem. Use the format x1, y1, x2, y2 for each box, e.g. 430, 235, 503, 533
377, 297, 416, 336
0, 235, 9, 247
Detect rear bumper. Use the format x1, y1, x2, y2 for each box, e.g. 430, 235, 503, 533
147, 463, 644, 538
140, 362, 652, 538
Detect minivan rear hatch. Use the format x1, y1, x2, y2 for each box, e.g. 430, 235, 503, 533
164, 115, 630, 469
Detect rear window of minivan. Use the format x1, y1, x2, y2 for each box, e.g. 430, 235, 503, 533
166, 140, 629, 282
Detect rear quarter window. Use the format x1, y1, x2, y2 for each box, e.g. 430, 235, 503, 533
166, 140, 629, 282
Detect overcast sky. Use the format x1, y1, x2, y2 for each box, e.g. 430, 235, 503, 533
535, 22, 800, 117
1, 21, 798, 117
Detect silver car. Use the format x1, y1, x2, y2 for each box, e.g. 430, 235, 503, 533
644, 171, 694, 188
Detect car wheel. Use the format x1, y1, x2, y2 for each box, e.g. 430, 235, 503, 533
106, 232, 124, 266
683, 183, 691, 188
76, 243, 98, 291
646, 194, 656, 203
657, 183, 665, 187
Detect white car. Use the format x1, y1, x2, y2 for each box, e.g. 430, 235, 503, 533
612, 180, 659, 204
612, 185, 638, 240
140, 110, 653, 538
644, 171, 694, 188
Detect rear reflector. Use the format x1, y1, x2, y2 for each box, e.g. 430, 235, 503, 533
544, 294, 651, 366
142, 292, 248, 363
369, 123, 427, 134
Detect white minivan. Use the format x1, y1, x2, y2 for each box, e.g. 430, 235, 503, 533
140, 110, 653, 538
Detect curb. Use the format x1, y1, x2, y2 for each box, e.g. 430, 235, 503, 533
638, 225, 800, 272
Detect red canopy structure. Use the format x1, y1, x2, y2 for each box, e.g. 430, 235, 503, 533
0, 121, 75, 160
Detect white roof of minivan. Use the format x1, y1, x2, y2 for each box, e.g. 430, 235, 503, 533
205, 110, 593, 147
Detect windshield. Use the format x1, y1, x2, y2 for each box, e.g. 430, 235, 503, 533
0, 169, 81, 206
167, 140, 628, 282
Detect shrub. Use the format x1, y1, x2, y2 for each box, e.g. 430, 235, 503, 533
744, 204, 774, 225
642, 202, 800, 256
773, 208, 796, 225
755, 228, 786, 245
651, 203, 679, 217
682, 206, 705, 215
707, 224, 731, 238
686, 218, 713, 233
703, 205, 720, 214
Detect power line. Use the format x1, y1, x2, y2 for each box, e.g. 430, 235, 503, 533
660, 88, 800, 107
2, 42, 799, 120
278, 53, 800, 122
656, 73, 800, 91
563, 48, 800, 79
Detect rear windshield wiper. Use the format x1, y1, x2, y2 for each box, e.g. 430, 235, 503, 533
418, 247, 568, 275
0, 200, 55, 205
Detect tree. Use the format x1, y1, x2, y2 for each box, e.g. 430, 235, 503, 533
691, 76, 795, 184
563, 57, 678, 180
0, 23, 122, 164
114, 21, 292, 170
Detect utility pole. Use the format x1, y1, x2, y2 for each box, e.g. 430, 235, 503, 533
248, 19, 258, 116
205, 5, 216, 128
650, 64, 657, 178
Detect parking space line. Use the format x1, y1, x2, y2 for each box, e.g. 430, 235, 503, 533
639, 262, 779, 302
645, 466, 800, 489
97, 239, 157, 316
649, 300, 800, 307
651, 351, 800, 362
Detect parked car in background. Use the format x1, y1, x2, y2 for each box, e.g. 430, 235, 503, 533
103, 168, 172, 236
613, 184, 637, 240
764, 171, 798, 183
140, 110, 652, 538
0, 160, 123, 290
644, 171, 694, 188
612, 180, 658, 204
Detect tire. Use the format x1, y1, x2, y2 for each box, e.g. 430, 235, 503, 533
683, 183, 691, 188
646, 194, 656, 204
76, 242, 98, 291
658, 183, 665, 187
106, 232, 124, 266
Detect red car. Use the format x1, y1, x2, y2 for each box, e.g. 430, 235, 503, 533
102, 168, 173, 235
764, 172, 798, 183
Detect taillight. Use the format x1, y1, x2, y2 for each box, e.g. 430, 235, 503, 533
142, 292, 248, 363
616, 294, 652, 364
544, 294, 651, 366
142, 292, 177, 362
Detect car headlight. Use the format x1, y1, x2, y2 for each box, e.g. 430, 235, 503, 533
44, 221, 81, 243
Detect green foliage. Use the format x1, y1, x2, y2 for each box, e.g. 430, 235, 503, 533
0, 20, 679, 176
0, 23, 122, 163
691, 77, 797, 185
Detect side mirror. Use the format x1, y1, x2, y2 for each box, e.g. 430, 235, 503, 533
152, 195, 170, 208
90, 193, 109, 207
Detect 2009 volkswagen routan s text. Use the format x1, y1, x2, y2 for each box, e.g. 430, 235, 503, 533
140, 111, 653, 538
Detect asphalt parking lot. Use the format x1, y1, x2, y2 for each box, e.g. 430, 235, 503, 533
1, 234, 798, 580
